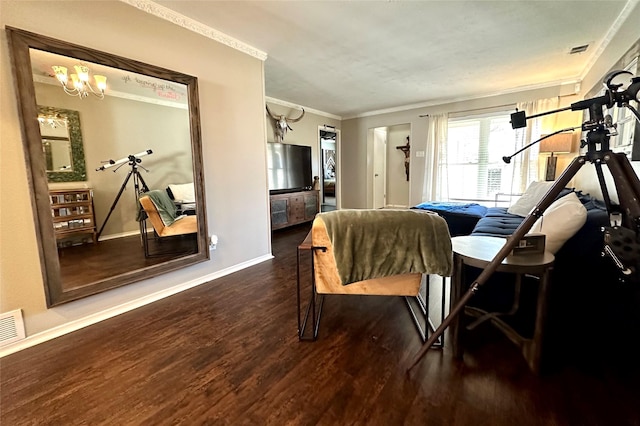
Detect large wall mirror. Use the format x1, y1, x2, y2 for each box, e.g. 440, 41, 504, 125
7, 27, 209, 306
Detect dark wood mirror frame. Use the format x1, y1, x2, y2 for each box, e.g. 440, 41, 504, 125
6, 26, 209, 306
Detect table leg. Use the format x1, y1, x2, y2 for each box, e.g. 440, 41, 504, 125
451, 254, 465, 359
524, 266, 552, 374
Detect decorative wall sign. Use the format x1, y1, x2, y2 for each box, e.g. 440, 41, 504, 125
121, 74, 187, 102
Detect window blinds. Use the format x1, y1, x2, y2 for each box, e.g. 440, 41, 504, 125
446, 112, 526, 203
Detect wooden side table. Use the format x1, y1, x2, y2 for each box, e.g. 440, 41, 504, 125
450, 235, 554, 374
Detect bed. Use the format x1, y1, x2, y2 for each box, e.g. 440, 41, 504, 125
323, 178, 336, 197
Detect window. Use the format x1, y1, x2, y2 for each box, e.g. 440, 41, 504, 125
445, 112, 533, 204
610, 57, 638, 158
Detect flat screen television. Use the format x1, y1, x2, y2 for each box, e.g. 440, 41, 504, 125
267, 142, 313, 194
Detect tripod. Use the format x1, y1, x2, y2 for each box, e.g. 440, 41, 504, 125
407, 80, 640, 371
96, 158, 150, 239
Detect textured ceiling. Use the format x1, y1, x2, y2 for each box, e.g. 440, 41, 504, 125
159, 1, 636, 117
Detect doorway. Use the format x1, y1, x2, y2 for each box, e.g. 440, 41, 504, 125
367, 124, 411, 209
319, 127, 339, 212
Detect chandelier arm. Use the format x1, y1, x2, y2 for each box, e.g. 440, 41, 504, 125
61, 84, 80, 97
85, 82, 105, 99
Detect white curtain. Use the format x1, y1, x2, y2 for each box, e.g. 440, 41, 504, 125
509, 97, 560, 194
423, 99, 559, 202
422, 113, 449, 201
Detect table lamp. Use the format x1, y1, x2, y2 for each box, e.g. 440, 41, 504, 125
540, 133, 573, 181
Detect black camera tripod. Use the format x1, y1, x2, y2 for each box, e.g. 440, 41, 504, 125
407, 71, 640, 372
96, 156, 150, 239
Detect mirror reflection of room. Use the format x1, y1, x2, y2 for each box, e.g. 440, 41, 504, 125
31, 48, 198, 293
320, 130, 337, 212
38, 105, 87, 183
40, 115, 72, 172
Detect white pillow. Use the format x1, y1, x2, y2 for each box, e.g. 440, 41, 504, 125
507, 181, 555, 217
529, 192, 587, 254
168, 183, 195, 203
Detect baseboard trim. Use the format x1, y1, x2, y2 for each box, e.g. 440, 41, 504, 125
98, 229, 142, 241
0, 253, 274, 357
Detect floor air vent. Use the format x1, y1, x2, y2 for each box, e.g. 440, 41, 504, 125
0, 309, 26, 347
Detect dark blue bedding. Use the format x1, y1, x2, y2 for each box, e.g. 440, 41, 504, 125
413, 201, 488, 217
412, 202, 488, 237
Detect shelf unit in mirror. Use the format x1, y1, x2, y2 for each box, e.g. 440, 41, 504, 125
49, 188, 97, 247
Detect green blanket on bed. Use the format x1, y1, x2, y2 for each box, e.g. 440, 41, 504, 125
318, 209, 453, 285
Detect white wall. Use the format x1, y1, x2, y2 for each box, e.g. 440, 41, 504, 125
1, 1, 270, 338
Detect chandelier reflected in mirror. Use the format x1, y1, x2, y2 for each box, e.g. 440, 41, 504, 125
38, 114, 67, 129
52, 64, 107, 99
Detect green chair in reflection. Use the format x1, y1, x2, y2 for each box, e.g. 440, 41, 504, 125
138, 190, 197, 257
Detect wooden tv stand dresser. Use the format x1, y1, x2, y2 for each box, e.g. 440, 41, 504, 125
270, 190, 319, 230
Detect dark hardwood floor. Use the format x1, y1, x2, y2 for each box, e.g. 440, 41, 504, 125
59, 234, 197, 290
2, 224, 639, 425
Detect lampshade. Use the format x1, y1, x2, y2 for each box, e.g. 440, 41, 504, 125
51, 63, 107, 99
540, 133, 573, 181
539, 133, 573, 154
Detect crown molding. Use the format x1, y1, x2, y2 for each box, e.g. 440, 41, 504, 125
119, 0, 268, 61
344, 78, 581, 120
265, 96, 342, 121
579, 0, 639, 81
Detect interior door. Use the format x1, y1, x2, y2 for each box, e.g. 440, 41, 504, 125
373, 128, 387, 209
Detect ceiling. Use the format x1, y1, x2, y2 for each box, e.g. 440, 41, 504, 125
157, 1, 636, 118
